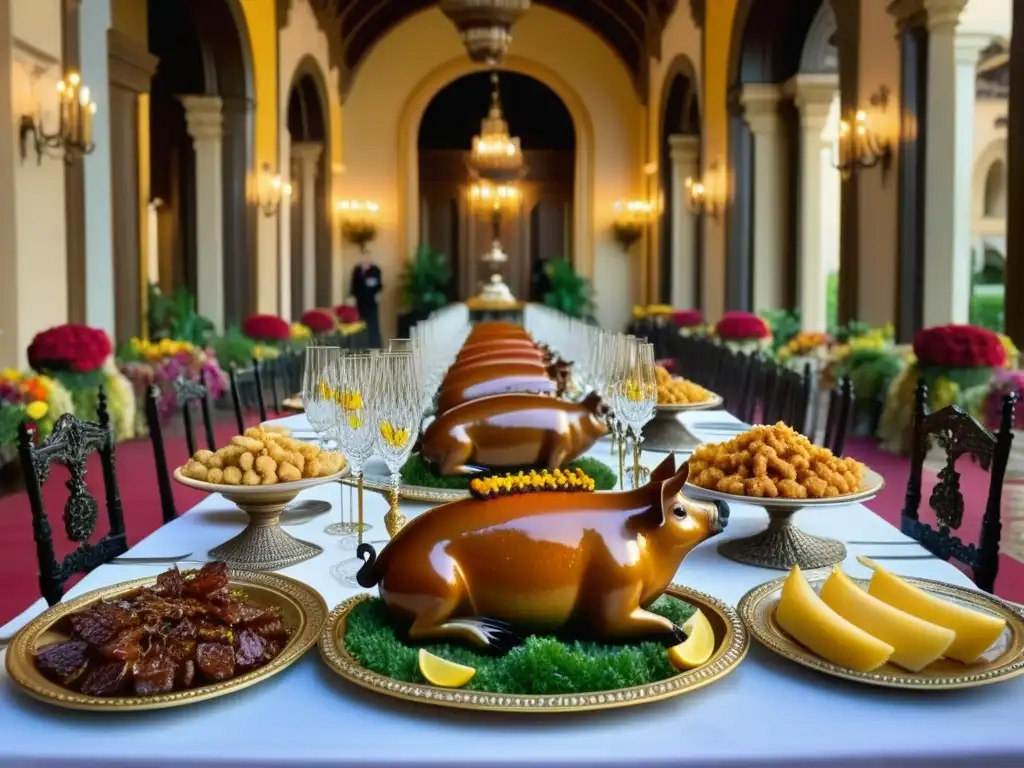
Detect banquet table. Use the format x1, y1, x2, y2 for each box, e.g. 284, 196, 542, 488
0, 409, 1021, 767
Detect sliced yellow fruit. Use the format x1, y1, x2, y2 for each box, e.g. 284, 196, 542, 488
667, 609, 716, 670
858, 556, 1007, 664
776, 565, 894, 672
820, 567, 955, 672
417, 648, 476, 688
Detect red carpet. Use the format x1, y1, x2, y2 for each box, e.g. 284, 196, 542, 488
0, 427, 1021, 625
0, 412, 290, 626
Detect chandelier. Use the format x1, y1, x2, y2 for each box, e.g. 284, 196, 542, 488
469, 72, 524, 181
440, 0, 531, 65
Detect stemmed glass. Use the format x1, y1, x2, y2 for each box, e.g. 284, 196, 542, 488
301, 346, 341, 449
324, 353, 375, 537
615, 342, 657, 488
372, 352, 422, 538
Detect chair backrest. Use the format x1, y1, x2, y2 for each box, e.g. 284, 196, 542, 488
17, 390, 129, 606
146, 378, 216, 525
228, 359, 268, 434
822, 375, 855, 456
901, 380, 1018, 593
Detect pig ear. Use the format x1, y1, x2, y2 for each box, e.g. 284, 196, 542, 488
658, 460, 691, 518
649, 454, 676, 484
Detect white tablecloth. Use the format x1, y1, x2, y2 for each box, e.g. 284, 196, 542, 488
0, 410, 1020, 766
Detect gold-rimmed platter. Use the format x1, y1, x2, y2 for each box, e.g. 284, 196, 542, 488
341, 471, 469, 504
318, 584, 749, 713
738, 572, 1024, 690
5, 569, 328, 711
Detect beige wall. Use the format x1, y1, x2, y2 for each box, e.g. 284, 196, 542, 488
1, 0, 68, 368
343, 5, 643, 337
972, 96, 1008, 243
278, 0, 344, 314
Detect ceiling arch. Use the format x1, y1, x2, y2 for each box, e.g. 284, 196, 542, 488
301, 0, 679, 101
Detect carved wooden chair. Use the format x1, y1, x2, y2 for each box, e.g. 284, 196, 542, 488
902, 380, 1018, 593
146, 379, 216, 524
228, 358, 268, 434
821, 375, 855, 456
17, 391, 129, 606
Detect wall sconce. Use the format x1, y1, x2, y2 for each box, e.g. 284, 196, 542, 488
612, 200, 654, 252
257, 163, 291, 216
19, 70, 97, 165
683, 163, 721, 221
336, 199, 380, 253
835, 86, 893, 183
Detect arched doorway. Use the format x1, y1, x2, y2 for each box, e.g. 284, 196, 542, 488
417, 70, 576, 302
147, 0, 255, 330
285, 58, 331, 319
726, 0, 829, 317
658, 56, 701, 308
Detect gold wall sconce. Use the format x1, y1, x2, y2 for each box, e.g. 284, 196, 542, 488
336, 199, 380, 253
683, 162, 721, 221
19, 70, 97, 165
835, 86, 893, 183
612, 200, 654, 252
257, 163, 291, 216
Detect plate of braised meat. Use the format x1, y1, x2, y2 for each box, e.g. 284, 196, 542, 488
5, 562, 327, 711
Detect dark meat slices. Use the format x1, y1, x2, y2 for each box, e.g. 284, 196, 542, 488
132, 651, 177, 696
234, 630, 268, 672
34, 640, 90, 686
184, 562, 229, 599
153, 567, 184, 598
196, 642, 235, 681
79, 661, 131, 697
70, 602, 138, 648
98, 627, 144, 662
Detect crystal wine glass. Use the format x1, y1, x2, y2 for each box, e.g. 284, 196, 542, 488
373, 352, 421, 538
324, 352, 375, 536
622, 343, 657, 488
301, 346, 341, 450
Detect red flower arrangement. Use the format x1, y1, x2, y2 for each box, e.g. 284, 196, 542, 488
715, 312, 771, 341
242, 314, 291, 342
672, 309, 704, 328
913, 324, 1006, 369
300, 309, 337, 334
28, 324, 112, 373
333, 305, 361, 324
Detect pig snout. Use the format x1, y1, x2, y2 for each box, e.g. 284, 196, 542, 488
711, 500, 730, 534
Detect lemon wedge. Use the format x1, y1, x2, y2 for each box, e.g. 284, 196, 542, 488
667, 609, 716, 671
418, 648, 476, 688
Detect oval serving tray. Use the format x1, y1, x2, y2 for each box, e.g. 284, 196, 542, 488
6, 569, 328, 711
654, 391, 724, 413
738, 572, 1024, 690
319, 584, 748, 713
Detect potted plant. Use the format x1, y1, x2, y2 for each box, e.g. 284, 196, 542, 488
542, 258, 592, 319
398, 246, 452, 336
147, 284, 214, 346
714, 312, 772, 354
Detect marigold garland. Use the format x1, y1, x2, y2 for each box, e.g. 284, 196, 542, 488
469, 467, 596, 499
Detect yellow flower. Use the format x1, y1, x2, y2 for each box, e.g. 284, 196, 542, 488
632, 305, 646, 320
336, 390, 363, 410
290, 322, 312, 340
379, 421, 410, 449
998, 334, 1019, 369
318, 381, 336, 401
930, 377, 961, 412
646, 304, 673, 316
1, 368, 21, 382
624, 379, 646, 402
25, 400, 48, 420
348, 413, 363, 430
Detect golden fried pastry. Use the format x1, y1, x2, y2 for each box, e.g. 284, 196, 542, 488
687, 422, 865, 499
179, 428, 347, 486
655, 366, 712, 405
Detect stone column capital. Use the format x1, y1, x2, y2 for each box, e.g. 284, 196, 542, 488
291, 141, 324, 164
784, 73, 840, 123
955, 31, 994, 65
923, 0, 968, 32
178, 95, 224, 141
668, 134, 700, 164
740, 84, 783, 134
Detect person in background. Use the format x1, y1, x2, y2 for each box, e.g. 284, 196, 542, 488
350, 262, 383, 347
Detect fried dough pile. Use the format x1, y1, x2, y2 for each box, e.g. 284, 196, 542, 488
33, 562, 288, 697
687, 422, 864, 499
180, 427, 345, 486
656, 366, 712, 405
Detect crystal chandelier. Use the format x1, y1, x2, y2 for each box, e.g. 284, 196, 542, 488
469, 72, 524, 181
440, 0, 531, 66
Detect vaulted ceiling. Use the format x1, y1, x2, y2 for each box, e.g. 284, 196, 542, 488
281, 0, 695, 103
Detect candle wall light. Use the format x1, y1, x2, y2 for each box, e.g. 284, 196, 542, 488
336, 200, 380, 253
612, 200, 654, 252
835, 86, 893, 183
257, 163, 291, 217
683, 162, 721, 221
19, 69, 97, 165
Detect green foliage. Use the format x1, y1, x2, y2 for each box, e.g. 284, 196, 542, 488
147, 284, 215, 346
543, 258, 592, 319
400, 453, 617, 491
760, 309, 800, 352
833, 320, 875, 343
0, 402, 25, 448
208, 326, 256, 370
344, 596, 695, 694
400, 246, 452, 314
838, 349, 904, 402
826, 272, 839, 333
970, 291, 1005, 333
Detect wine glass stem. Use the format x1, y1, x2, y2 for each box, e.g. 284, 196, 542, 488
357, 472, 365, 545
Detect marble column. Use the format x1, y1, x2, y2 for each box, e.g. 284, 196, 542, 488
921, 0, 969, 327
291, 142, 322, 313
180, 95, 225, 331
787, 75, 839, 332
668, 134, 700, 309
740, 84, 788, 314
